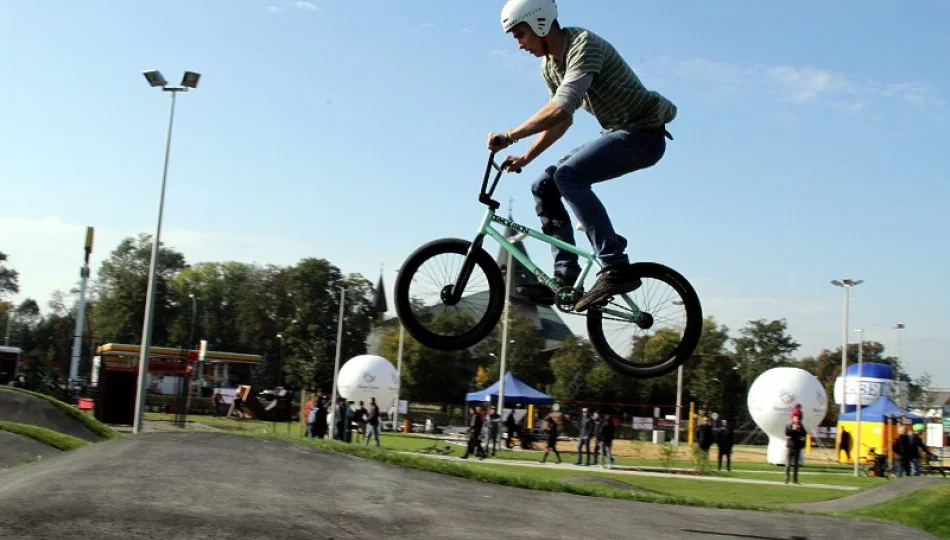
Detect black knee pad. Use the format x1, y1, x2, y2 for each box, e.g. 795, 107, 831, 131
533, 173, 571, 235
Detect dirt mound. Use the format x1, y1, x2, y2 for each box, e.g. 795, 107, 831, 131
0, 432, 934, 539
0, 430, 62, 468
0, 389, 99, 442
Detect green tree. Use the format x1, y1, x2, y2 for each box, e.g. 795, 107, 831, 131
376, 312, 474, 403
733, 318, 800, 382
684, 317, 733, 417
279, 259, 376, 391
92, 234, 187, 345
907, 372, 935, 408
549, 335, 596, 400
0, 251, 19, 300
477, 315, 549, 388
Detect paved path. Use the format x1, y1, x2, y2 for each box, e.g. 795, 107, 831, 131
0, 432, 933, 539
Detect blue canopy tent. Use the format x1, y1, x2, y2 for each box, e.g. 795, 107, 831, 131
836, 395, 926, 464
465, 372, 554, 405
838, 394, 926, 422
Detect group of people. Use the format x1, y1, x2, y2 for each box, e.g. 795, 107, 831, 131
695, 404, 808, 483
461, 405, 519, 459
304, 394, 382, 447
539, 408, 616, 468
694, 416, 735, 471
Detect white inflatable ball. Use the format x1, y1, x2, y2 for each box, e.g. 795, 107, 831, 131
747, 367, 827, 465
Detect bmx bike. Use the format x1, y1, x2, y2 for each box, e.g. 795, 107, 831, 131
416, 440, 456, 456
393, 149, 703, 378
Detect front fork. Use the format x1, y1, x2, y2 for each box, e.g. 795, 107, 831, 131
444, 233, 486, 306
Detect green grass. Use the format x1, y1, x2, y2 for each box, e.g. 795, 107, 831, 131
243, 430, 804, 512
461, 463, 848, 506
167, 416, 881, 491
0, 421, 91, 451
231, 426, 854, 510
0, 387, 121, 440
365, 432, 879, 488
837, 483, 950, 539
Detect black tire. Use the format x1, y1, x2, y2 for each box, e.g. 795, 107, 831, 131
394, 238, 506, 351
587, 262, 703, 379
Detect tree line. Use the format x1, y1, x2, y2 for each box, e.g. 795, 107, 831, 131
0, 240, 933, 426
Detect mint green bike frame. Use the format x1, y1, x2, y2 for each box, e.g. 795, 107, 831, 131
446, 152, 644, 323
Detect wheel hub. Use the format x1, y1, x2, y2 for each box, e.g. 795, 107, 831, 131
635, 312, 654, 330
440, 285, 459, 306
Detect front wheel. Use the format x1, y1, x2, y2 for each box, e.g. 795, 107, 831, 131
587, 262, 703, 378
394, 238, 506, 351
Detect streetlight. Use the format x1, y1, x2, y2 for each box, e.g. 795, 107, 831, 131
329, 286, 346, 440
276, 333, 285, 388
831, 278, 863, 415
853, 328, 865, 477
672, 300, 685, 445
132, 69, 201, 435
893, 323, 905, 407
187, 293, 198, 350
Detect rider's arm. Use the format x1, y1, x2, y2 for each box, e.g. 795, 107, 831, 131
509, 72, 593, 143
522, 116, 571, 163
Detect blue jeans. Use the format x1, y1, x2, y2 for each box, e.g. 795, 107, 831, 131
531, 129, 666, 278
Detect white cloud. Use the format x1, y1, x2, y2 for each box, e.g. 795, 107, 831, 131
290, 1, 317, 11
652, 56, 943, 112
268, 2, 317, 13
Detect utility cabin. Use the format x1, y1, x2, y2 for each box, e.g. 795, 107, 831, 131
0, 345, 21, 386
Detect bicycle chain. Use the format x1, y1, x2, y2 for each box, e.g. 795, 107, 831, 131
553, 289, 636, 323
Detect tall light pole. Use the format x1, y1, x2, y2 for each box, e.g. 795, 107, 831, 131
672, 300, 685, 445
831, 278, 863, 414
132, 69, 201, 435
276, 333, 285, 389
69, 226, 94, 390
853, 328, 865, 477
392, 322, 405, 430
329, 286, 346, 440
496, 232, 523, 420
187, 293, 198, 351
893, 323, 905, 407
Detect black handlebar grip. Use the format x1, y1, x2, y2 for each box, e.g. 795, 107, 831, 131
500, 159, 522, 174
491, 134, 508, 147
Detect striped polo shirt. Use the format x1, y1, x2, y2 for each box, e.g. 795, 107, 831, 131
542, 26, 677, 131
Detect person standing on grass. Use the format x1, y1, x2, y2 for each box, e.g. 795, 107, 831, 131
364, 397, 380, 447
785, 415, 807, 484
599, 414, 615, 469
715, 419, 734, 472
461, 406, 486, 460
576, 408, 594, 465
486, 406, 502, 456
540, 416, 562, 464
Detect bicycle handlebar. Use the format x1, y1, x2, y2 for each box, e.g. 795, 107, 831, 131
479, 150, 521, 208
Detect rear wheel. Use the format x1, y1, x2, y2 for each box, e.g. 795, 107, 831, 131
586, 262, 703, 378
394, 238, 506, 351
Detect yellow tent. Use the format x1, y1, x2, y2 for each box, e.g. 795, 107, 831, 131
835, 395, 926, 464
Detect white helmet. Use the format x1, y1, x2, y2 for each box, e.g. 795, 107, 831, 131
501, 0, 558, 38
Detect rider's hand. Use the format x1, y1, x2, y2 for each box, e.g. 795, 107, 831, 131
503, 154, 530, 173
487, 132, 512, 152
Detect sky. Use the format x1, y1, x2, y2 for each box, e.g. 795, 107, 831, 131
1, 1, 948, 386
